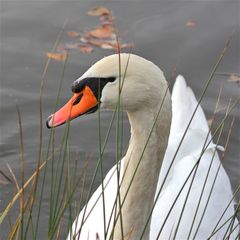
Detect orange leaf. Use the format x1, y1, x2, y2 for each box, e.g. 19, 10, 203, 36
89, 25, 114, 38
185, 20, 196, 27
88, 6, 111, 16
47, 52, 67, 61
67, 31, 81, 37
79, 45, 93, 53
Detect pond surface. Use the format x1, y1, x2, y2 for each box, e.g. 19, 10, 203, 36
0, 1, 239, 239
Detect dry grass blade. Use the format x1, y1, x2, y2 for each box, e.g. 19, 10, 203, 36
0, 156, 51, 224
22, 21, 68, 238
7, 164, 20, 193
6, 163, 23, 239
16, 104, 25, 239
207, 86, 223, 127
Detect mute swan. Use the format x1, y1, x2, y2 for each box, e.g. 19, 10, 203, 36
46, 54, 239, 240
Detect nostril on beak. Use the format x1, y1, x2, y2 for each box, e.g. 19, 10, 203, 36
46, 115, 53, 129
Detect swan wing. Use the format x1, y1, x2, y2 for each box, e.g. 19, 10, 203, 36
151, 76, 239, 239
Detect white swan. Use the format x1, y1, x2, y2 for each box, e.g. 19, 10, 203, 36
46, 54, 239, 240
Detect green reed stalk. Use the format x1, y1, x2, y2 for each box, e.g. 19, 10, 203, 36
192, 117, 236, 239
155, 97, 239, 239
106, 52, 132, 239
113, 41, 124, 240
186, 87, 223, 239
74, 101, 119, 238
16, 105, 25, 240
222, 201, 240, 239
207, 202, 239, 239
75, 50, 132, 239
23, 21, 67, 240
210, 184, 240, 236
173, 121, 224, 239
48, 122, 71, 236
97, 77, 107, 239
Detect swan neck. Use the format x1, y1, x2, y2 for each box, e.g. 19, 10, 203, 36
114, 101, 171, 240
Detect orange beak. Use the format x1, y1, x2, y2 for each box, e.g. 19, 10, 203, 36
46, 86, 98, 128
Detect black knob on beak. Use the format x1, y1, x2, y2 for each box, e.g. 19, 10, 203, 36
72, 80, 85, 93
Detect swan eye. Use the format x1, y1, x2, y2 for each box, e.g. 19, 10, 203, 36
73, 93, 83, 105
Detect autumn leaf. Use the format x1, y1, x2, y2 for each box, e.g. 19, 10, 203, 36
47, 52, 67, 61
228, 74, 240, 84
67, 31, 81, 37
89, 25, 115, 38
88, 6, 111, 16
185, 20, 196, 27
62, 5, 133, 55
79, 45, 93, 53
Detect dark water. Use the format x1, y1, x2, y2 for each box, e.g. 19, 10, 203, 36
0, 1, 239, 239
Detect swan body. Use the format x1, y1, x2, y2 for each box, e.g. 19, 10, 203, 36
47, 54, 239, 240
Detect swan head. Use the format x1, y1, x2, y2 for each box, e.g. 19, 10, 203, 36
46, 53, 169, 128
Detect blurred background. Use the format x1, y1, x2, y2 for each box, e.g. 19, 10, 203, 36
0, 1, 239, 239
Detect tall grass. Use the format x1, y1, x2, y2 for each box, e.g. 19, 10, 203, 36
0, 27, 239, 240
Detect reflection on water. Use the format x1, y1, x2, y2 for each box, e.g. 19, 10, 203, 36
0, 1, 239, 239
